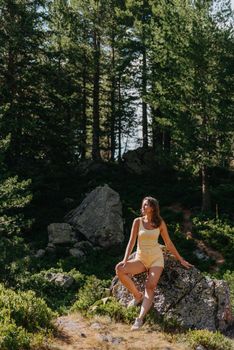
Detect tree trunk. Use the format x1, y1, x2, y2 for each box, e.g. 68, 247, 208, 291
201, 164, 211, 212
142, 0, 148, 149
5, 2, 20, 168
163, 130, 171, 153
80, 63, 87, 160
142, 45, 148, 149
118, 77, 122, 163
151, 107, 163, 152
92, 29, 101, 160
110, 38, 116, 161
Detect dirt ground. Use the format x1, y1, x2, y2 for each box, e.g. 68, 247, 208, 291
46, 313, 190, 350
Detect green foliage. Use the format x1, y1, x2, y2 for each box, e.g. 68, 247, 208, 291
164, 223, 215, 271
160, 208, 184, 225
89, 297, 139, 324
0, 284, 55, 332
0, 283, 55, 350
0, 148, 32, 236
211, 182, 234, 215
192, 217, 234, 270
0, 236, 31, 284
186, 329, 233, 350
18, 268, 86, 313
71, 275, 111, 313
223, 270, 234, 314
0, 321, 30, 350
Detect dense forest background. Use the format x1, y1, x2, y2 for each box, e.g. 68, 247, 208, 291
0, 0, 234, 349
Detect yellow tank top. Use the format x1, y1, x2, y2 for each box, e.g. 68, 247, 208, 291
137, 217, 161, 253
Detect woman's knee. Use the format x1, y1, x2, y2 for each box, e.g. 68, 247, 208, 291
145, 280, 157, 291
115, 263, 125, 275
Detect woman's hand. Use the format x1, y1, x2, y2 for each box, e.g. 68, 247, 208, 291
116, 260, 127, 269
179, 257, 194, 269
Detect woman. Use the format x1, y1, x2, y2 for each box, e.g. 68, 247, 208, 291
115, 196, 193, 331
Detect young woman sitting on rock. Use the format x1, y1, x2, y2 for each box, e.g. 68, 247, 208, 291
115, 196, 193, 330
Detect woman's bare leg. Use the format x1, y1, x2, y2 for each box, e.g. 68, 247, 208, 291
115, 260, 146, 299
138, 266, 163, 320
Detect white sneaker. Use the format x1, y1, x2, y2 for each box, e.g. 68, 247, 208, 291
131, 318, 143, 331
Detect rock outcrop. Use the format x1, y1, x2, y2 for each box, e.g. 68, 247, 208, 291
122, 147, 157, 174
65, 184, 124, 248
44, 184, 124, 256
111, 250, 233, 332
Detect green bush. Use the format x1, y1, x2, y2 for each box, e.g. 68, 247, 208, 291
17, 268, 87, 313
0, 236, 31, 284
162, 223, 215, 271
186, 329, 233, 350
0, 321, 30, 350
223, 270, 234, 314
88, 297, 139, 323
0, 174, 32, 236
0, 284, 55, 349
71, 275, 110, 313
192, 217, 234, 270
0, 284, 55, 332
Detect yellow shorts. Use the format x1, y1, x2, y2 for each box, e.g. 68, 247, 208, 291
135, 249, 164, 269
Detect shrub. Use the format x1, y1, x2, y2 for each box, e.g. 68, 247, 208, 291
186, 329, 233, 350
223, 270, 234, 314
0, 236, 31, 284
71, 275, 110, 313
162, 223, 215, 271
88, 297, 138, 323
17, 268, 86, 313
0, 174, 32, 236
0, 321, 30, 350
0, 284, 55, 333
192, 218, 234, 270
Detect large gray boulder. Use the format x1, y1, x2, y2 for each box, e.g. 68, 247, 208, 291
65, 184, 124, 248
111, 250, 233, 332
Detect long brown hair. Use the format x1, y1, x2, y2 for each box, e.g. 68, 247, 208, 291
141, 196, 162, 228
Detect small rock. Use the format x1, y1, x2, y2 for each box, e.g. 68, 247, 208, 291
34, 249, 45, 258
93, 246, 102, 253
47, 243, 55, 248
90, 322, 102, 330
48, 223, 76, 245
96, 334, 123, 344
80, 332, 86, 338
193, 249, 209, 261
96, 334, 113, 343
46, 273, 74, 289
111, 337, 124, 345
196, 346, 207, 350
73, 240, 93, 253
45, 244, 56, 253
69, 248, 85, 259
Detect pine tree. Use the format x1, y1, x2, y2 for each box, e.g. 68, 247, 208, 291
0, 0, 47, 173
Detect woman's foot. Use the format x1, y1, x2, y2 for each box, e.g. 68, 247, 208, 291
131, 317, 143, 331
127, 292, 143, 308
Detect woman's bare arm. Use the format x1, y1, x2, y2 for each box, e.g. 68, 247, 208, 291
160, 220, 193, 269
122, 218, 140, 264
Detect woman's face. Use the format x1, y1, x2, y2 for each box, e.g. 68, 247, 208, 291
142, 200, 153, 215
